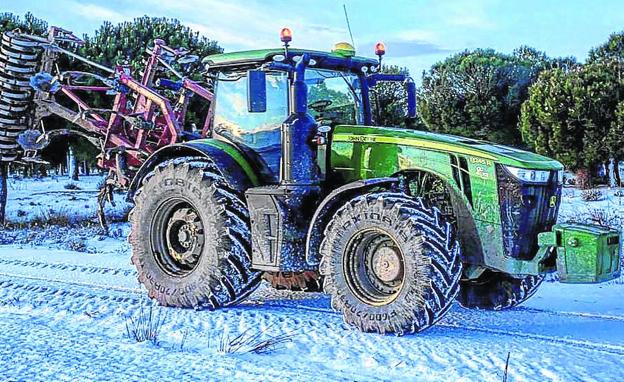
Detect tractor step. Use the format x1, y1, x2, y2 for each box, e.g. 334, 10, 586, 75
245, 185, 320, 272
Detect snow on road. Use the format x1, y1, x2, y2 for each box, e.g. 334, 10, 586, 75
1, 176, 623, 381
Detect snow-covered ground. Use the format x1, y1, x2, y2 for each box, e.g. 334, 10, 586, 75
4, 174, 131, 226
1, 175, 623, 381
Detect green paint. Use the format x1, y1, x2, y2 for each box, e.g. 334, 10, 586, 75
332, 125, 563, 170
198, 49, 619, 282
330, 124, 562, 275
539, 223, 621, 283
203, 48, 377, 69
191, 139, 260, 186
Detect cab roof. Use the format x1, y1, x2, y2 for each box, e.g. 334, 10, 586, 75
203, 48, 378, 72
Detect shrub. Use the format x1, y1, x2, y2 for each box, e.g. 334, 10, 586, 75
580, 189, 603, 202
563, 207, 622, 229
31, 207, 71, 227
587, 208, 622, 228
66, 238, 87, 252
63, 182, 81, 190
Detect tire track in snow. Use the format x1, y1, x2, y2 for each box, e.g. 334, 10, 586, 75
3, 263, 624, 359
518, 306, 624, 323
0, 271, 142, 294
4, 255, 624, 324
0, 258, 137, 277
0, 276, 144, 307
264, 302, 624, 357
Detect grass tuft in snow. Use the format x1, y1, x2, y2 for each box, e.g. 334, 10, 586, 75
125, 305, 167, 346
30, 207, 73, 227
217, 324, 295, 355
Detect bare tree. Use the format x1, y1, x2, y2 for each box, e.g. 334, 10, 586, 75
68, 145, 79, 181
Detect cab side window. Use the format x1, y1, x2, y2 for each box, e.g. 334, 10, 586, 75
213, 72, 289, 180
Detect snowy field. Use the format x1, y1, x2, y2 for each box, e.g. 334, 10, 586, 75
1, 175, 623, 381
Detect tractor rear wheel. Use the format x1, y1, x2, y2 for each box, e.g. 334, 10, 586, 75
320, 192, 462, 335
456, 271, 543, 310
129, 157, 261, 309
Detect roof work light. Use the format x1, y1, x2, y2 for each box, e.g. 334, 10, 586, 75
280, 28, 292, 44
375, 42, 386, 56
280, 27, 292, 56
375, 42, 386, 66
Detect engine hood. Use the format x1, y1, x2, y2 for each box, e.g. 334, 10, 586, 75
332, 125, 563, 171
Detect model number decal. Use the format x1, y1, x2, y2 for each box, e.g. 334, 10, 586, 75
470, 157, 493, 167
346, 135, 377, 143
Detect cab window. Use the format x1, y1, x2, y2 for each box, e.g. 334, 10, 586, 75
213, 71, 289, 179
306, 69, 364, 125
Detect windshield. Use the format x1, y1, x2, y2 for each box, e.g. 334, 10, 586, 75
305, 69, 364, 125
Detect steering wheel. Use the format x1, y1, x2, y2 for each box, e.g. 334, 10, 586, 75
309, 99, 333, 112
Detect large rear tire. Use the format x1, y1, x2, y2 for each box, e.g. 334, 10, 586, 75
320, 192, 462, 335
456, 271, 543, 310
128, 158, 261, 309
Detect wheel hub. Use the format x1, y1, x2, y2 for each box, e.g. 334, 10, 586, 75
371, 246, 402, 282
164, 207, 204, 267
344, 228, 406, 306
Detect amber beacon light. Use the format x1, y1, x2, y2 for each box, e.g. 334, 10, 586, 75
280, 28, 293, 43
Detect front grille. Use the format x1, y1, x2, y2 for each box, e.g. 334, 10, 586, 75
496, 165, 561, 260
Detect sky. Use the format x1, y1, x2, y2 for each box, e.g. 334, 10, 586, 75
5, 0, 624, 79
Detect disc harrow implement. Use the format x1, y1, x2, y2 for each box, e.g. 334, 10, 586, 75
0, 32, 42, 162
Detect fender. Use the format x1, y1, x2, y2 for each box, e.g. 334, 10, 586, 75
305, 177, 400, 266
127, 139, 260, 201
304, 172, 485, 268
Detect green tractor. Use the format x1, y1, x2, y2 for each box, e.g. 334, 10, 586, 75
127, 31, 621, 335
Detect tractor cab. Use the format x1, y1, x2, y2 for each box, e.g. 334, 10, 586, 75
202, 32, 416, 183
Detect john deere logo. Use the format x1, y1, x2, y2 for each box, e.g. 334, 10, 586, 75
549, 195, 557, 208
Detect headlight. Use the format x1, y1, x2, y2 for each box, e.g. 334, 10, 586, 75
503, 165, 551, 183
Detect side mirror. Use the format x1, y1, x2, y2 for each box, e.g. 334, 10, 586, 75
247, 70, 267, 113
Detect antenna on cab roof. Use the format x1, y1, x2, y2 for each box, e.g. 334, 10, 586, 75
343, 4, 356, 49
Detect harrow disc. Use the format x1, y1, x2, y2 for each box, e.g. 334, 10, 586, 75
0, 32, 42, 162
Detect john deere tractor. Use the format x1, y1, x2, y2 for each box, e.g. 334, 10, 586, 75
3, 28, 620, 335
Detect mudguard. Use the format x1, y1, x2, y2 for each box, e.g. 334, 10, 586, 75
305, 177, 399, 266
127, 139, 260, 201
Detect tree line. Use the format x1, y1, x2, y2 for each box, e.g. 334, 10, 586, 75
417, 41, 624, 186
2, 12, 624, 186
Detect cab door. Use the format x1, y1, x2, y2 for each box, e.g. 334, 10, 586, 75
212, 71, 289, 183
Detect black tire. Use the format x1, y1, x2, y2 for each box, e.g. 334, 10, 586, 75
128, 157, 261, 309
319, 192, 462, 335
456, 271, 543, 310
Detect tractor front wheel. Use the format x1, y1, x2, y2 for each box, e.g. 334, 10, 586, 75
456, 271, 543, 310
320, 192, 462, 335
128, 158, 261, 309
